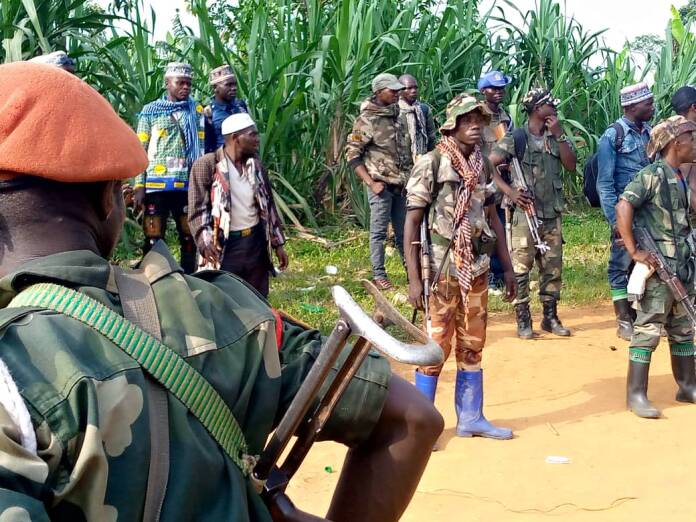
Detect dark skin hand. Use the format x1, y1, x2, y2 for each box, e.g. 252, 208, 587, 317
489, 102, 576, 208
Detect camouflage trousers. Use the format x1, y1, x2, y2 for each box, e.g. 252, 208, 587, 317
631, 275, 694, 350
510, 211, 563, 305
419, 271, 488, 376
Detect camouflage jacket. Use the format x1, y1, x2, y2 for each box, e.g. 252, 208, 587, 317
0, 243, 378, 521
621, 159, 694, 280
493, 124, 565, 219
406, 149, 497, 278
345, 98, 413, 186
481, 107, 512, 157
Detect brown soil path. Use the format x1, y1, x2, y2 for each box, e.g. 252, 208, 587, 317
287, 303, 696, 521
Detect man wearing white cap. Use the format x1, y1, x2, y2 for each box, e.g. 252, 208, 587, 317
134, 62, 206, 274
597, 82, 655, 340
189, 113, 287, 296
28, 50, 76, 73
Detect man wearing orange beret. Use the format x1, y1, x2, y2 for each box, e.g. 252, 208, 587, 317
0, 63, 442, 522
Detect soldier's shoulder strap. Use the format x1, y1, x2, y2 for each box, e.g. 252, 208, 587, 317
7, 283, 257, 477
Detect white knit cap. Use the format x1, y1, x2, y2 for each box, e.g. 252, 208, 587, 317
221, 113, 256, 135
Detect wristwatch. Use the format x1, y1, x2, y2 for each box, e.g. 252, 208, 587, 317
557, 134, 569, 143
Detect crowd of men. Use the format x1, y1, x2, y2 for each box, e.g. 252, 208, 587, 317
344, 71, 696, 425
0, 48, 696, 520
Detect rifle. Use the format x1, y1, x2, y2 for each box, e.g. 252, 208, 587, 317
500, 159, 550, 255
419, 213, 433, 335
634, 227, 696, 325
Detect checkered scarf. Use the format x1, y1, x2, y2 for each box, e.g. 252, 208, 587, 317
436, 135, 484, 303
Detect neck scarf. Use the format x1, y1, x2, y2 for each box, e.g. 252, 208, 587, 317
400, 99, 428, 161
436, 135, 484, 303
139, 96, 201, 167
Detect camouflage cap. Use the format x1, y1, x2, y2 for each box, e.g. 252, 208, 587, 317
440, 93, 492, 132
646, 115, 696, 159
372, 73, 404, 93
522, 87, 560, 113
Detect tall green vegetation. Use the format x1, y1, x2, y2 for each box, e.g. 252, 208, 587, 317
2, 0, 695, 227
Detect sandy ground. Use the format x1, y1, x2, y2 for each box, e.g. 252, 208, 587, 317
286, 302, 696, 521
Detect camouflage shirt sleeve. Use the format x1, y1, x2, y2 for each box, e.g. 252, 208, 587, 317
0, 403, 51, 521
406, 153, 437, 209
492, 132, 514, 162
620, 167, 657, 209
345, 114, 374, 169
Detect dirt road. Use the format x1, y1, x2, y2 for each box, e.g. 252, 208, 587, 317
287, 303, 696, 521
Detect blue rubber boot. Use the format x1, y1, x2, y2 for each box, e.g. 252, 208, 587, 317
455, 370, 513, 439
414, 371, 438, 403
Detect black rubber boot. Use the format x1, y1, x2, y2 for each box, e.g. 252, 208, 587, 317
671, 354, 696, 403
613, 299, 634, 341
540, 300, 570, 336
514, 303, 533, 340
627, 360, 661, 418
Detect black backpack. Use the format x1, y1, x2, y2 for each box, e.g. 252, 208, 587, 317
583, 123, 624, 207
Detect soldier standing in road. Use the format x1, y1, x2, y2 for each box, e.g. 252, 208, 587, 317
615, 115, 696, 418
404, 94, 516, 440
346, 73, 413, 290
489, 88, 577, 339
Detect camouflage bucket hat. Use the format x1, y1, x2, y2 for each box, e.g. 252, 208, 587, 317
522, 87, 560, 113
440, 94, 492, 132
646, 115, 696, 159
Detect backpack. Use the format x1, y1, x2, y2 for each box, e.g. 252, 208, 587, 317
583, 123, 625, 207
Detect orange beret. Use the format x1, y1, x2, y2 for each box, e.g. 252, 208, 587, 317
0, 62, 148, 182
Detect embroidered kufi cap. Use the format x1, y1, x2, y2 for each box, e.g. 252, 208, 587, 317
620, 82, 653, 107
209, 65, 235, 86
164, 62, 193, 79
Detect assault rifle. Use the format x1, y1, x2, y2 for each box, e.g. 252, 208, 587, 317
500, 158, 550, 255
634, 227, 696, 325
419, 213, 433, 335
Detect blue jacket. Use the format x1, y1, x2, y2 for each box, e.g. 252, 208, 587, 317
204, 98, 250, 152
596, 116, 651, 225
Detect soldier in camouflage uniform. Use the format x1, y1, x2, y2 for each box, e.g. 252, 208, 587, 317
615, 115, 696, 419
346, 73, 413, 290
0, 62, 443, 521
478, 70, 513, 157
404, 94, 517, 440
489, 88, 577, 339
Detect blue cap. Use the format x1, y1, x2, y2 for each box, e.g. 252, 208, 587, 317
477, 71, 512, 91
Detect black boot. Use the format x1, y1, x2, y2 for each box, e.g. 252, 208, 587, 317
613, 299, 634, 341
627, 359, 661, 418
514, 303, 533, 340
671, 353, 696, 403
540, 299, 570, 336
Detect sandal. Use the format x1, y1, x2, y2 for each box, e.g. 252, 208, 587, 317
373, 278, 393, 290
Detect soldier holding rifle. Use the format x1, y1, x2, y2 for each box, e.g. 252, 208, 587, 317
615, 115, 696, 419
489, 88, 577, 339
405, 95, 516, 440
